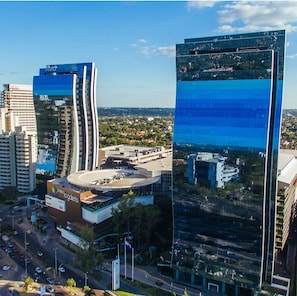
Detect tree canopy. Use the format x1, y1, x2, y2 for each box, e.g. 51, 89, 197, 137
75, 225, 104, 273
111, 191, 161, 248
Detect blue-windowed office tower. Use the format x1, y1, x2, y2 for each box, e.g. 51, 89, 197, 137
33, 63, 98, 177
172, 30, 285, 295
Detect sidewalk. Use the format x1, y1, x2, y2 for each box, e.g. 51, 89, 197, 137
105, 262, 221, 296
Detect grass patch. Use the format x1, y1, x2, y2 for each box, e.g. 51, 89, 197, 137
115, 292, 134, 296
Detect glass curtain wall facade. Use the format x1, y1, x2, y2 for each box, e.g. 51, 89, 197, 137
172, 30, 285, 295
33, 63, 98, 177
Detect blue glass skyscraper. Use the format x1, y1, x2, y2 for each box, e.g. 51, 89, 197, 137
33, 62, 98, 177
173, 30, 285, 295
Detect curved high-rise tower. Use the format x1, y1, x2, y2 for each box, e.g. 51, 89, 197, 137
33, 62, 98, 177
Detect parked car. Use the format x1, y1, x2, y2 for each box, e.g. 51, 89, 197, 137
58, 266, 65, 273
2, 265, 11, 271
34, 273, 41, 280
35, 267, 42, 273
46, 277, 54, 284
47, 286, 54, 293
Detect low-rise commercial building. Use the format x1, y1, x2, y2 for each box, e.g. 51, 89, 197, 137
45, 145, 172, 243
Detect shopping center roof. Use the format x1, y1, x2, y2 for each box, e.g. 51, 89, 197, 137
67, 169, 160, 192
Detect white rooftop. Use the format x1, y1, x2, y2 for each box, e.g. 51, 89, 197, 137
278, 150, 297, 185
67, 169, 160, 192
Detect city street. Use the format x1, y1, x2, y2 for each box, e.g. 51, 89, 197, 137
1, 204, 221, 296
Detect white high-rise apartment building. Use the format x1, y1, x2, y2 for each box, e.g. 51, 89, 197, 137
0, 84, 37, 193
0, 127, 37, 193
1, 84, 36, 133
0, 132, 16, 188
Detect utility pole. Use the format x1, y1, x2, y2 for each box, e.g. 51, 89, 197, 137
24, 231, 28, 277
84, 272, 88, 287
54, 248, 58, 278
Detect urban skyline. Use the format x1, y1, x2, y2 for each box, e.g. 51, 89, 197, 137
0, 1, 297, 109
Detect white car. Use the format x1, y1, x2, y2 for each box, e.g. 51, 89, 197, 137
58, 266, 65, 273
46, 277, 54, 284
47, 286, 54, 293
34, 273, 41, 280
2, 265, 10, 271
37, 251, 43, 257
35, 267, 42, 273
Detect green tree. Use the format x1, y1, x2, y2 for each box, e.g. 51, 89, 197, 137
82, 286, 96, 296
95, 251, 104, 269
99, 115, 173, 148
75, 225, 97, 272
23, 276, 34, 292
143, 205, 161, 244
0, 223, 13, 234
133, 203, 146, 247
132, 203, 161, 247
111, 190, 136, 234
0, 186, 18, 204
66, 278, 76, 294
112, 191, 162, 248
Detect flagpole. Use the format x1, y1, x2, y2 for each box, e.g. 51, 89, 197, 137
124, 240, 127, 279
132, 247, 134, 281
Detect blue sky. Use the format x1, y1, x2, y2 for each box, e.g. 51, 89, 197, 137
1, 1, 297, 108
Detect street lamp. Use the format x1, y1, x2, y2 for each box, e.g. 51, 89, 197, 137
53, 248, 58, 278
24, 230, 30, 277
25, 231, 27, 250
12, 213, 15, 230
84, 272, 88, 287
58, 263, 64, 277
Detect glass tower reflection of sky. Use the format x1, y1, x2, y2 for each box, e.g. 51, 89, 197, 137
173, 30, 285, 296
33, 62, 98, 177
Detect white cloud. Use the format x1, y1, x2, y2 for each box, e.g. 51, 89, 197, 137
156, 45, 176, 57
138, 45, 176, 58
138, 45, 154, 57
217, 1, 297, 33
187, 0, 221, 10
130, 38, 148, 48
287, 53, 297, 59
131, 38, 175, 58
